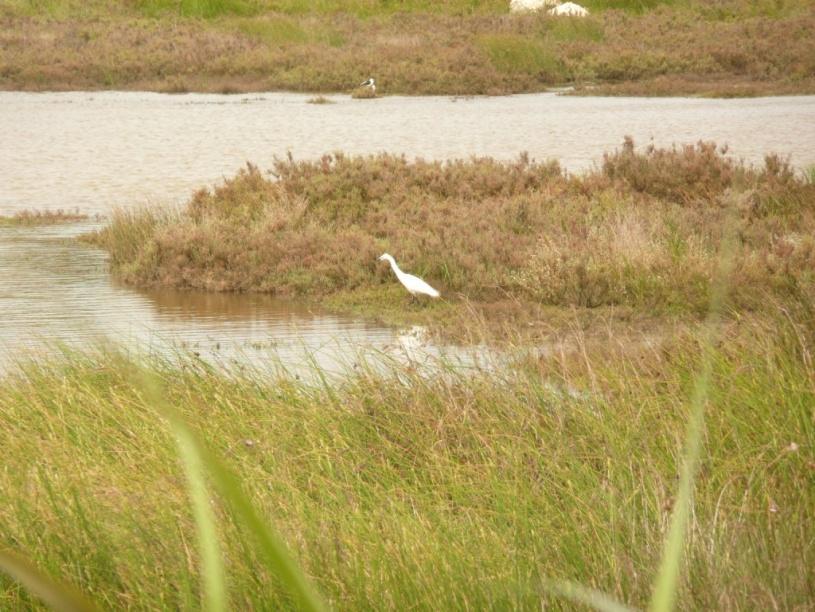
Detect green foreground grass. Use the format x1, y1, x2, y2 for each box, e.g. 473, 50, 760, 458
0, 300, 813, 609
1, 0, 813, 95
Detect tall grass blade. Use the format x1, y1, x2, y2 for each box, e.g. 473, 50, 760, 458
137, 371, 228, 612
175, 417, 329, 612
647, 350, 710, 612
546, 580, 636, 612
648, 217, 737, 612
172, 418, 228, 612
0, 549, 100, 612
138, 368, 327, 611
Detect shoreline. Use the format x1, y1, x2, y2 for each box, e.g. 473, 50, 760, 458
3, 6, 813, 98
4, 80, 815, 99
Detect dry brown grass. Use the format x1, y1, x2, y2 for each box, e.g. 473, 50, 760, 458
86, 141, 815, 338
571, 75, 815, 97
350, 86, 377, 99
306, 94, 334, 103
1, 4, 813, 95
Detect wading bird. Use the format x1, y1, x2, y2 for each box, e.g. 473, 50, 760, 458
378, 253, 440, 299
360, 77, 376, 93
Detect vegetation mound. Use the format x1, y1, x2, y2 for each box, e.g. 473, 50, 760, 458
89, 141, 815, 326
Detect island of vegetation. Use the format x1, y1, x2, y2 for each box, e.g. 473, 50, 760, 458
86, 139, 815, 341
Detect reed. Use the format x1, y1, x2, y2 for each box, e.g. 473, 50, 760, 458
0, 299, 812, 609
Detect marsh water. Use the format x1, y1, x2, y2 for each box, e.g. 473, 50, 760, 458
0, 220, 456, 374
1, 91, 814, 369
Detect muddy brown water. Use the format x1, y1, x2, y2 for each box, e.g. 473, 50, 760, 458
0, 220, 472, 374
1, 91, 813, 370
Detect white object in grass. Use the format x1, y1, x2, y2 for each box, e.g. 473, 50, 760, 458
510, 0, 558, 12
549, 2, 589, 16
360, 77, 376, 93
378, 253, 440, 298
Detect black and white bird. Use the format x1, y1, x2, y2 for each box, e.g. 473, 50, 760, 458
360, 77, 376, 93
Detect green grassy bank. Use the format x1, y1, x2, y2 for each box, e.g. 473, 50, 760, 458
0, 300, 813, 609
85, 140, 815, 340
1, 0, 813, 95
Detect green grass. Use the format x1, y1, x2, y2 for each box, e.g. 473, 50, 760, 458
478, 34, 564, 79
256, 0, 510, 17
545, 16, 605, 42
232, 15, 309, 44
137, 0, 259, 19
580, 0, 681, 13
0, 301, 812, 609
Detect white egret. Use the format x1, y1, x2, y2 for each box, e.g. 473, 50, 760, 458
378, 253, 440, 298
549, 2, 589, 16
360, 77, 376, 93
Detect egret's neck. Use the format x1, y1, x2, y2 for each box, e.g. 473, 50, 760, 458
386, 257, 402, 276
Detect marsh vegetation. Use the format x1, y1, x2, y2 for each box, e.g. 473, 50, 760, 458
0, 298, 812, 609
1, 0, 813, 95
0, 209, 90, 226
1, 5, 813, 604
87, 140, 815, 339
3, 140, 814, 609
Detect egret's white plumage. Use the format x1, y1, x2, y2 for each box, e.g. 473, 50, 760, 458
549, 2, 589, 16
378, 253, 440, 298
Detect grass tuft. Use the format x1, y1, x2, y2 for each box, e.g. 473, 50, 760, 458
350, 86, 377, 98
306, 94, 334, 104
479, 34, 564, 80
138, 0, 259, 19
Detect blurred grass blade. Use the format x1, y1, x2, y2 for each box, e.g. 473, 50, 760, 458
648, 357, 708, 612
649, 216, 737, 612
173, 419, 228, 612
546, 579, 635, 612
140, 370, 322, 611
172, 418, 328, 612
0, 549, 100, 612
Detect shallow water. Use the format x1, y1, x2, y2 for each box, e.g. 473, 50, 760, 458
1, 91, 813, 368
1, 91, 813, 215
0, 221, 490, 374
